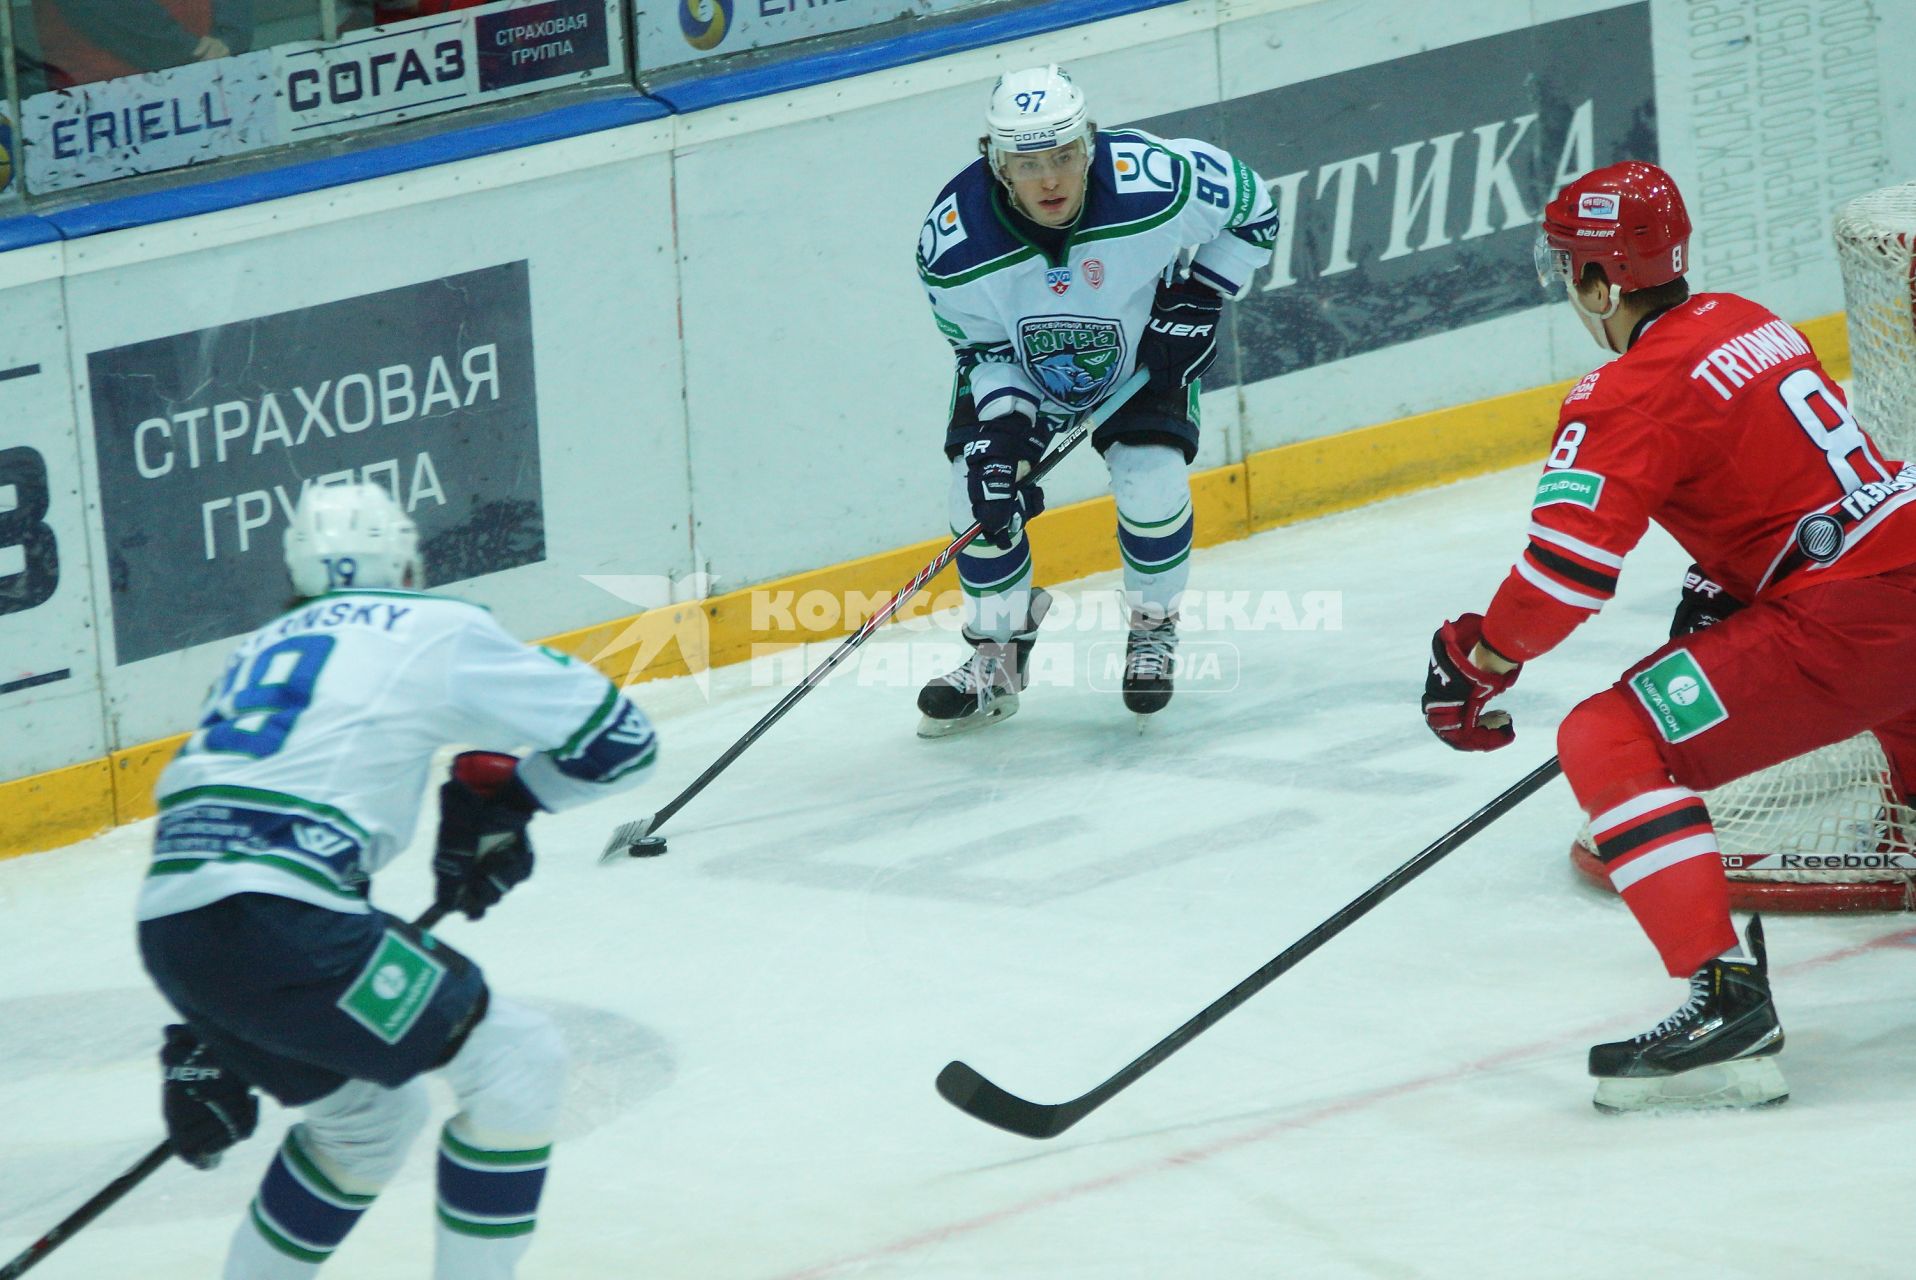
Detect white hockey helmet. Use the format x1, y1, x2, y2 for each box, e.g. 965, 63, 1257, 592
984, 65, 1092, 171
283, 481, 423, 597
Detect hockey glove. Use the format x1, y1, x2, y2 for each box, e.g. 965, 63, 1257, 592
160, 1025, 258, 1170
963, 435, 1046, 550
1423, 614, 1522, 752
1670, 565, 1746, 638
433, 751, 541, 921
1137, 276, 1224, 393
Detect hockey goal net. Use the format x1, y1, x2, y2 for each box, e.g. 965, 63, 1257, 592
1571, 179, 1916, 912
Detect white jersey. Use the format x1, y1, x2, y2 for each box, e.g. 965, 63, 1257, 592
141, 589, 657, 921
916, 128, 1277, 421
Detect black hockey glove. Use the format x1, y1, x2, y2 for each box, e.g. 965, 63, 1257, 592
1137, 276, 1224, 393
1670, 565, 1746, 638
160, 1025, 258, 1170
433, 751, 541, 921
963, 431, 1047, 550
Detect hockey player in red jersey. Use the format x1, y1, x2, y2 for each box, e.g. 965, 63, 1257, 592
1422, 161, 1916, 1112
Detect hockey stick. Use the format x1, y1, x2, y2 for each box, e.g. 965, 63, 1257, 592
600, 368, 1152, 862
935, 756, 1565, 1139
0, 903, 451, 1278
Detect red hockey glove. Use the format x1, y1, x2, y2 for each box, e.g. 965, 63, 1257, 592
1423, 614, 1522, 752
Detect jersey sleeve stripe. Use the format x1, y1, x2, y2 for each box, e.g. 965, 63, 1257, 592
1513, 554, 1607, 610
1523, 540, 1620, 596
1526, 521, 1626, 569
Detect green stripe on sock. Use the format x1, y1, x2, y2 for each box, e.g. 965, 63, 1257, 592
250, 1202, 333, 1264
284, 1131, 377, 1207
438, 1207, 538, 1238
440, 1126, 552, 1169
1121, 544, 1192, 575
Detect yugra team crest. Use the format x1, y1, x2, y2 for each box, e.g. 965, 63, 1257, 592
1018, 316, 1124, 411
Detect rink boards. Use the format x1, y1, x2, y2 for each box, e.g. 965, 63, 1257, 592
0, 0, 1910, 856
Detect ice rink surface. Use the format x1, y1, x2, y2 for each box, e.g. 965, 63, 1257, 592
5, 463, 1916, 1279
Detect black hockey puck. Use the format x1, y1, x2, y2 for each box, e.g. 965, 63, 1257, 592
629, 835, 668, 857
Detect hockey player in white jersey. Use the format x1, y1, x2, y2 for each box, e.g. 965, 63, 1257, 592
914, 65, 1277, 734
136, 482, 657, 1279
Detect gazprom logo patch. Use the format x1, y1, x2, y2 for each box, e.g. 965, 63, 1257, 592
1577, 192, 1620, 221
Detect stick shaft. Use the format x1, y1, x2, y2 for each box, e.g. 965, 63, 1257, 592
635, 370, 1151, 840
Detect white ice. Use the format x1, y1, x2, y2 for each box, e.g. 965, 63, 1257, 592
4, 464, 1915, 1279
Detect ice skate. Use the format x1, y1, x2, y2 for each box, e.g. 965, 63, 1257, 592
1122, 608, 1178, 729
1588, 915, 1787, 1113
917, 590, 1051, 738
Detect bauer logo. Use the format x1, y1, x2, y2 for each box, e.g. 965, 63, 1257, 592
1630, 651, 1727, 743
1577, 192, 1621, 221
87, 262, 545, 665
1532, 469, 1604, 511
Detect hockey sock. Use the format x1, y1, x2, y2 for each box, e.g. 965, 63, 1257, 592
433, 1119, 551, 1279
1560, 688, 1736, 976
226, 1129, 378, 1278
956, 529, 1033, 643
1107, 442, 1193, 617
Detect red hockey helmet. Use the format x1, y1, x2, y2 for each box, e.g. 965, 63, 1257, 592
1535, 161, 1692, 294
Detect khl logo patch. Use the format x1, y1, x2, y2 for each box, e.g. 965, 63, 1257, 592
1018, 316, 1124, 412
1046, 266, 1072, 295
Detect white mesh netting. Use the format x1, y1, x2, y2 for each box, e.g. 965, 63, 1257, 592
1834, 179, 1916, 460
1578, 182, 1916, 897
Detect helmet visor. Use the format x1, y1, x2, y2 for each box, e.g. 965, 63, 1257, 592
1534, 231, 1573, 292
996, 139, 1090, 183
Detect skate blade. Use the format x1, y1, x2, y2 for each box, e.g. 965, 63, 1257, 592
917, 694, 1020, 739
1591, 1055, 1789, 1114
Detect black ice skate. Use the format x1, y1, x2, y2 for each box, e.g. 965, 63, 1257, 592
1588, 915, 1787, 1113
1122, 608, 1178, 725
916, 589, 1052, 739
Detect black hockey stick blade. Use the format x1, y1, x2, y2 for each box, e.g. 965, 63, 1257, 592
935, 1061, 1087, 1139
0, 1141, 172, 1279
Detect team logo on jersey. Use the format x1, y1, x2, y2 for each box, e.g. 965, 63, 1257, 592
1018, 316, 1124, 412
1084, 259, 1104, 288
1577, 192, 1620, 221
917, 194, 969, 269
1046, 266, 1072, 295
1111, 141, 1176, 192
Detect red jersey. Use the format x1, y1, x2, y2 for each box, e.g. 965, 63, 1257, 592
1482, 292, 1916, 661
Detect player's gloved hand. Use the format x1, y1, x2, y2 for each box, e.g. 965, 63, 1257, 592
160, 1024, 258, 1170
1423, 614, 1522, 752
1670, 564, 1746, 638
963, 434, 1046, 550
433, 751, 541, 921
1137, 276, 1224, 392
